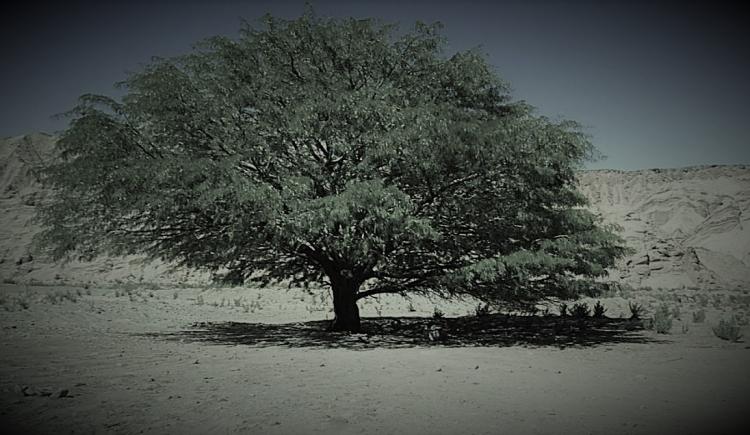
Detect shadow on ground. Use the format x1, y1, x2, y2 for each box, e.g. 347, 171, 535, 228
145, 314, 663, 349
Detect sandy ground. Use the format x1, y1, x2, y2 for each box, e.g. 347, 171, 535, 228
1, 284, 749, 434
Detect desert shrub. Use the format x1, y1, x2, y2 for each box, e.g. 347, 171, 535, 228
592, 300, 607, 318
671, 305, 681, 320
558, 303, 568, 317
433, 307, 445, 319
522, 305, 539, 316
641, 317, 654, 329
734, 312, 748, 326
16, 296, 30, 310
628, 301, 646, 320
42, 290, 78, 305
3, 294, 31, 311
474, 303, 491, 317
571, 302, 590, 319
681, 321, 689, 334
653, 303, 672, 334
697, 294, 709, 307
692, 309, 706, 323
712, 318, 743, 342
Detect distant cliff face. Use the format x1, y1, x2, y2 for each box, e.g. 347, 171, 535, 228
577, 167, 750, 290
2, 134, 749, 290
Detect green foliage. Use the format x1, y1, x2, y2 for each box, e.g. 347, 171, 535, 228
592, 300, 607, 318
653, 303, 672, 334
34, 10, 628, 313
713, 318, 743, 342
628, 301, 646, 320
571, 302, 590, 319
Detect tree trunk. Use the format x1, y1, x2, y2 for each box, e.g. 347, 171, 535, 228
329, 276, 361, 333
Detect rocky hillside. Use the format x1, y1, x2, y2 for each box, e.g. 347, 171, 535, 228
0, 133, 209, 287
578, 167, 750, 290
2, 133, 749, 290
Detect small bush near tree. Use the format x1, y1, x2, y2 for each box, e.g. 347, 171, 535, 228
653, 303, 672, 334
571, 302, 590, 319
592, 300, 607, 318
713, 318, 743, 342
433, 307, 445, 319
628, 301, 646, 320
692, 309, 706, 323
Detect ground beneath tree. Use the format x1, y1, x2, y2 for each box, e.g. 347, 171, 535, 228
1, 284, 749, 434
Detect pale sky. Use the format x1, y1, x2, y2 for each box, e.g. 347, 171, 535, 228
2, 0, 748, 170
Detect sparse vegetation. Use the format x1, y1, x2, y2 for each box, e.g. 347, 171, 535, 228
571, 302, 590, 319
712, 318, 743, 342
734, 312, 748, 326
697, 294, 709, 308
474, 303, 491, 317
628, 301, 646, 320
592, 300, 607, 319
692, 309, 706, 323
671, 305, 681, 320
653, 303, 673, 334
42, 289, 79, 305
2, 292, 32, 311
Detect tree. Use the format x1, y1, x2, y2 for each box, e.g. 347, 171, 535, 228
35, 11, 629, 332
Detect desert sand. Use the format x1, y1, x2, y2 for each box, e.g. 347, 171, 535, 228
1, 284, 749, 434
1, 134, 749, 434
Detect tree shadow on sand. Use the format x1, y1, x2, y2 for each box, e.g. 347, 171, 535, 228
145, 314, 664, 350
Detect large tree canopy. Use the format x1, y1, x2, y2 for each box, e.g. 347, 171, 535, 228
36, 11, 629, 331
